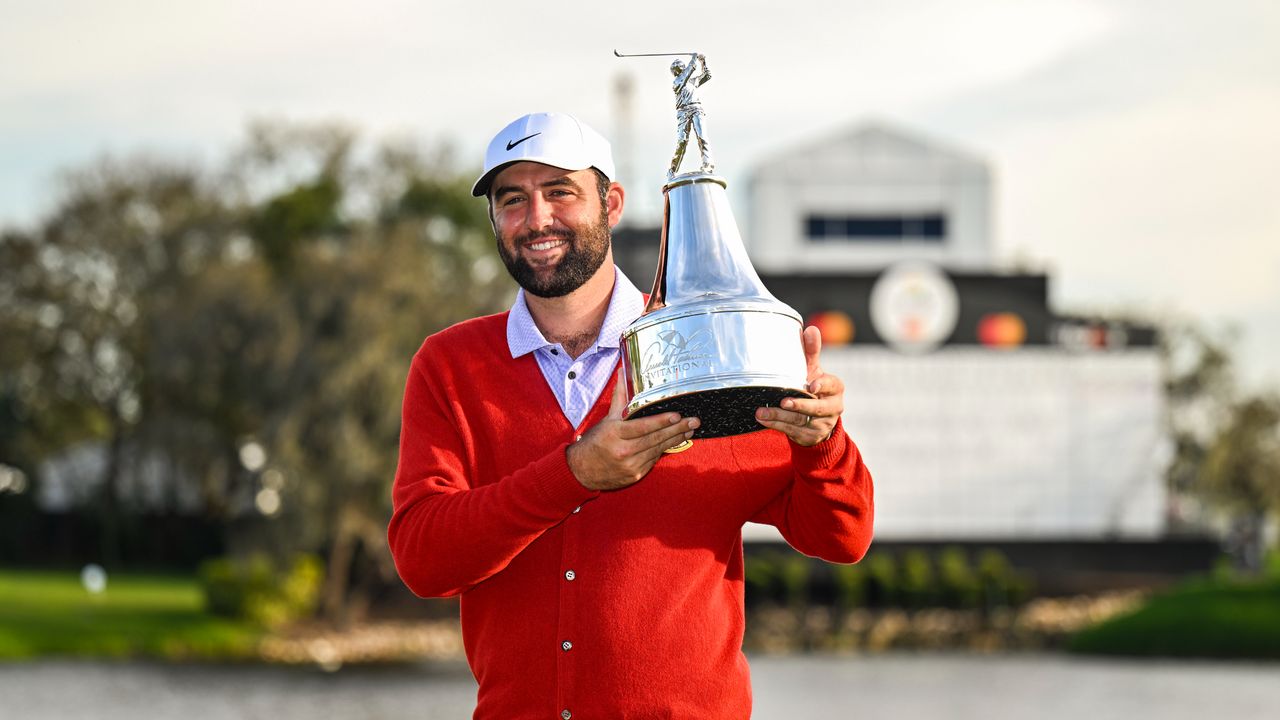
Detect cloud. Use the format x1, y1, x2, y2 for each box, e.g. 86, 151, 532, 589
1, 0, 1276, 389
999, 84, 1280, 314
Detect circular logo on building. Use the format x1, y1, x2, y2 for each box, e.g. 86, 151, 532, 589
869, 262, 959, 353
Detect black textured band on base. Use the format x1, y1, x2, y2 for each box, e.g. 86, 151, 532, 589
627, 386, 811, 439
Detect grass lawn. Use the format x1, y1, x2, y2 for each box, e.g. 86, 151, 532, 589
1069, 574, 1280, 660
0, 569, 262, 661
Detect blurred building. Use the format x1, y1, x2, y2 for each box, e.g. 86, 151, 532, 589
614, 121, 1215, 592
746, 123, 992, 272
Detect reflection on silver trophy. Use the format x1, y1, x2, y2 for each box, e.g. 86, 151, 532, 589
615, 51, 812, 439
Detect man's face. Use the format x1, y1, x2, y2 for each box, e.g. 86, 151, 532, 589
489, 163, 615, 298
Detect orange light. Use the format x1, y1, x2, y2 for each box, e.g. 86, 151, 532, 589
808, 311, 856, 346
977, 312, 1026, 348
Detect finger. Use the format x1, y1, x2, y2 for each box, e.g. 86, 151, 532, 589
637, 427, 698, 467
617, 410, 686, 440
756, 405, 813, 428
608, 366, 628, 419
753, 414, 813, 441
803, 326, 823, 381
779, 395, 842, 420
636, 416, 699, 450
805, 372, 844, 398
755, 411, 831, 446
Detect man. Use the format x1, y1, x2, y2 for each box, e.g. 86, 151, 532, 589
389, 112, 874, 720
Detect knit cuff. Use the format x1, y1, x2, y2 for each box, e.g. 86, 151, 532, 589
529, 441, 599, 512
790, 417, 849, 470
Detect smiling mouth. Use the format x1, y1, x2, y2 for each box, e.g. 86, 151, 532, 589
525, 238, 568, 252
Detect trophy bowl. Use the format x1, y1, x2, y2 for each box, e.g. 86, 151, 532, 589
620, 173, 813, 439
621, 298, 812, 438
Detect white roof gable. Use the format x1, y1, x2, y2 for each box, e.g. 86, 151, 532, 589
751, 121, 989, 183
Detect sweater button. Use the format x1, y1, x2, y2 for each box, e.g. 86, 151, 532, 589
561, 640, 573, 651
561, 710, 572, 720
564, 570, 576, 581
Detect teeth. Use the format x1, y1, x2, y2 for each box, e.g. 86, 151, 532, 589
528, 240, 565, 251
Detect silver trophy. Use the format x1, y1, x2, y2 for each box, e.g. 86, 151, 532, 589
616, 51, 812, 438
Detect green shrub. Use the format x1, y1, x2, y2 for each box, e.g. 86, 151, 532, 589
900, 550, 937, 608
198, 553, 323, 629
832, 561, 868, 612
1210, 554, 1239, 583
865, 553, 898, 607
778, 555, 812, 610
744, 551, 781, 605
1264, 547, 1280, 579
1070, 575, 1280, 659
745, 546, 1034, 613
937, 547, 980, 609
977, 549, 1032, 609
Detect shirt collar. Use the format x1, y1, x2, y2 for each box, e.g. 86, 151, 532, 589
506, 266, 645, 359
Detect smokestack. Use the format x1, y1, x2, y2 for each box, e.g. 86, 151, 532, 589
613, 71, 635, 226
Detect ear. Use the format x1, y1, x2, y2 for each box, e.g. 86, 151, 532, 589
606, 182, 625, 228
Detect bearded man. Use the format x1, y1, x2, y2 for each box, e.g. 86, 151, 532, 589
388, 112, 874, 720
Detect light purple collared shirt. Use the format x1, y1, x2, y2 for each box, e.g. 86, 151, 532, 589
506, 267, 645, 428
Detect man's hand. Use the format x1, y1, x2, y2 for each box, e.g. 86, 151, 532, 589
567, 369, 700, 491
755, 326, 844, 446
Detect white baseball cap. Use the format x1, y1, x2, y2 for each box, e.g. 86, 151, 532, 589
472, 112, 616, 197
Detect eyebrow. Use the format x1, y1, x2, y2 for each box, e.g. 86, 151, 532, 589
492, 175, 584, 202
542, 176, 583, 192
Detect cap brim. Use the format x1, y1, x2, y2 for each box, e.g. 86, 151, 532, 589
472, 159, 597, 198
471, 163, 510, 198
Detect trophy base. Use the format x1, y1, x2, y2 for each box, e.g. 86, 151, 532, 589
627, 385, 813, 439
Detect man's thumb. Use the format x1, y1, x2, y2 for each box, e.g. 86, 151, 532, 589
609, 366, 629, 418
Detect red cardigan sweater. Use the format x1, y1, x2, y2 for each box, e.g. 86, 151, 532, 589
388, 312, 874, 720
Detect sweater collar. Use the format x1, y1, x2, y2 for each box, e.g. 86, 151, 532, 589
506, 266, 644, 359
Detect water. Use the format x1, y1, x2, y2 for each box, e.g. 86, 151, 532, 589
3, 654, 1277, 719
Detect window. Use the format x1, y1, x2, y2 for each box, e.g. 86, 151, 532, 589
805, 213, 947, 242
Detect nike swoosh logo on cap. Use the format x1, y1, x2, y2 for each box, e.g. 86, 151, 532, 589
506, 132, 541, 151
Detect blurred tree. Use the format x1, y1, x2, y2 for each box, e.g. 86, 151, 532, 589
1161, 322, 1280, 570
175, 123, 510, 624
0, 121, 512, 623
1199, 396, 1280, 571
0, 160, 231, 562
1163, 324, 1237, 501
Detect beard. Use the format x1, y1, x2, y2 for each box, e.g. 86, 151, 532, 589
496, 208, 611, 298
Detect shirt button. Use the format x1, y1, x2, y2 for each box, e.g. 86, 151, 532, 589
567, 370, 577, 380
561, 641, 573, 651
550, 348, 559, 355
562, 710, 572, 720
564, 570, 576, 581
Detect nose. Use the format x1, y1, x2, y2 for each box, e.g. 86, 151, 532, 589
525, 194, 554, 233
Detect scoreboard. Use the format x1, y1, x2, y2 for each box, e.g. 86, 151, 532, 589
745, 347, 1168, 541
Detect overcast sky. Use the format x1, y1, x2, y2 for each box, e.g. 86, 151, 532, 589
3, 0, 1277, 389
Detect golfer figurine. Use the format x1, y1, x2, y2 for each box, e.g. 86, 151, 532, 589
668, 53, 715, 179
